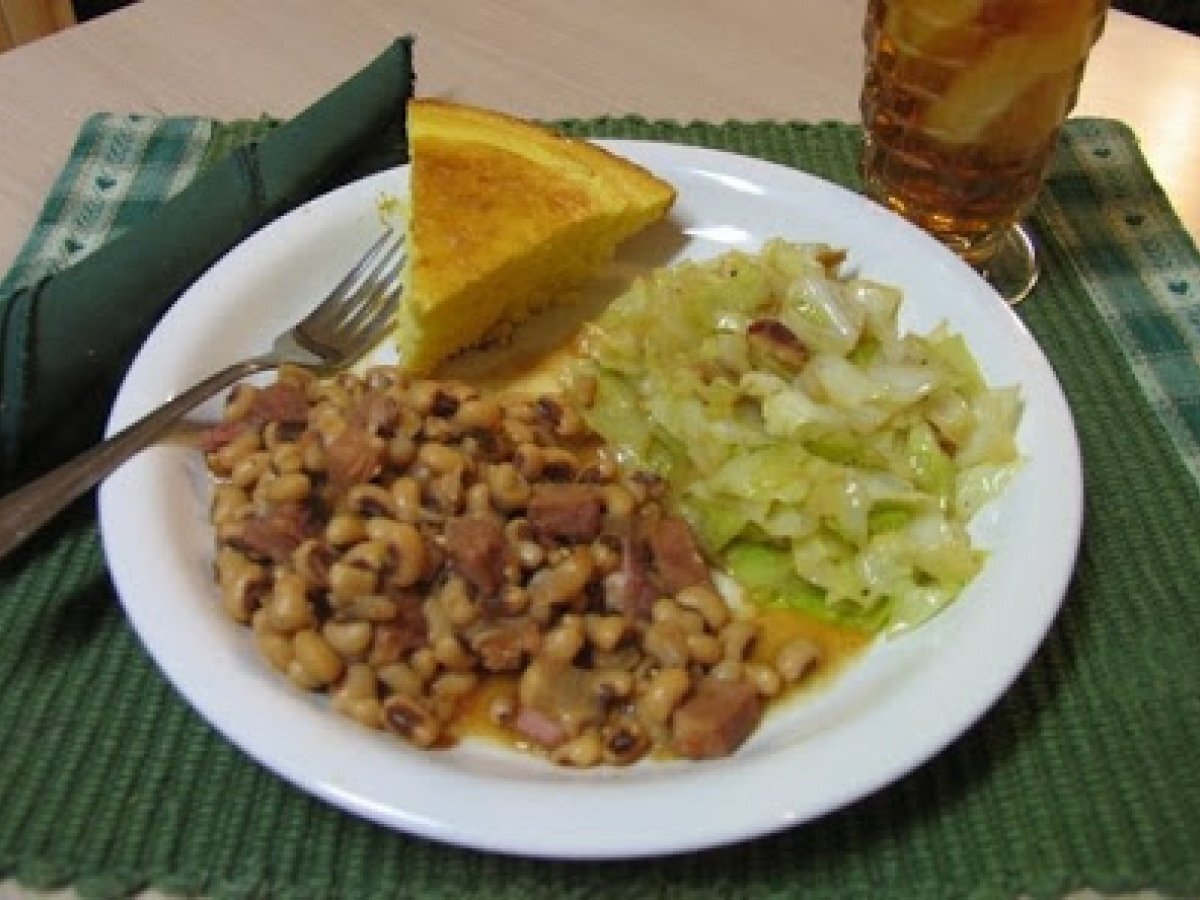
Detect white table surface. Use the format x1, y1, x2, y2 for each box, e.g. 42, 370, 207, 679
0, 0, 1198, 274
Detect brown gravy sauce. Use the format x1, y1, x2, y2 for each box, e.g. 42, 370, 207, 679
448, 609, 873, 754
750, 607, 872, 692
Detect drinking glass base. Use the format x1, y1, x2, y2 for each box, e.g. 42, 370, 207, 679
977, 222, 1039, 305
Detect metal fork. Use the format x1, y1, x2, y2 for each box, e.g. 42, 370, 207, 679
0, 228, 406, 559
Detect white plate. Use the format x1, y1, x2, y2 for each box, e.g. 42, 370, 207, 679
99, 141, 1083, 859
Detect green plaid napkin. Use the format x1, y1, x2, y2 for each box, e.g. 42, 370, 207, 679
1038, 119, 1200, 485
0, 114, 1198, 900
0, 114, 214, 297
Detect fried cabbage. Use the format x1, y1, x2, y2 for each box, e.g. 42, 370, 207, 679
568, 239, 1021, 633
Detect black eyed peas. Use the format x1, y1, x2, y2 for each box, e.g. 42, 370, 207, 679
204, 367, 827, 766
291, 629, 344, 686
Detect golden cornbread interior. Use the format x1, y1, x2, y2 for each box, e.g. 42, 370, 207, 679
396, 99, 676, 373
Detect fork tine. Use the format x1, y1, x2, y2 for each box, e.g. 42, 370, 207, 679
284, 228, 406, 367
329, 240, 404, 353
300, 229, 399, 332
339, 280, 404, 359
336, 244, 406, 336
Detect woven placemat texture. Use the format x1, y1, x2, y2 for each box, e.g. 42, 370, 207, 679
0, 116, 1198, 900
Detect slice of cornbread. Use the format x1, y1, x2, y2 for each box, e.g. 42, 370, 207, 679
395, 99, 676, 373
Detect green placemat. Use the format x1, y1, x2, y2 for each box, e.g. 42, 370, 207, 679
1, 115, 1198, 900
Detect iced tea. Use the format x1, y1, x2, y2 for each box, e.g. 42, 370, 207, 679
860, 0, 1107, 265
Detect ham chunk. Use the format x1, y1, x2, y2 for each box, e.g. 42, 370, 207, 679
251, 382, 310, 425
671, 678, 762, 759
647, 516, 711, 593
605, 528, 657, 620
514, 707, 568, 749
324, 426, 382, 496
233, 503, 317, 565
444, 516, 507, 598
199, 418, 250, 453
527, 484, 605, 542
748, 318, 809, 368
203, 382, 309, 452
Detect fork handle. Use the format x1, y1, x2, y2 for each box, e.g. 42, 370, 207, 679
0, 355, 278, 561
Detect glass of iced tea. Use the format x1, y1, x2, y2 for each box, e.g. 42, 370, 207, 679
860, 0, 1108, 303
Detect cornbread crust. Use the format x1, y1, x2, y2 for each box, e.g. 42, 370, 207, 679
396, 99, 676, 373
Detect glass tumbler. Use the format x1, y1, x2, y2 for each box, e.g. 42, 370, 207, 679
860, 0, 1108, 303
